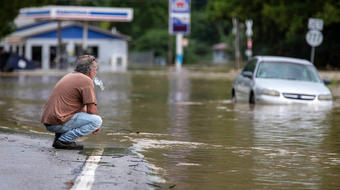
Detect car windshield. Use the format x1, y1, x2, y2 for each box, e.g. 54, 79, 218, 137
255, 61, 322, 83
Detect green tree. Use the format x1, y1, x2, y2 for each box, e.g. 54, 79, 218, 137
105, 0, 168, 51
134, 29, 168, 57
0, 0, 49, 39
184, 3, 223, 64
207, 0, 340, 68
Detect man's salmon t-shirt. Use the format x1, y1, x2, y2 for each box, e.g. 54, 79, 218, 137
41, 72, 97, 125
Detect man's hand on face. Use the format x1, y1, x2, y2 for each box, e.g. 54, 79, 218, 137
92, 127, 101, 135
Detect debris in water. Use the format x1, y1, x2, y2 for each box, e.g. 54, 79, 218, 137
169, 184, 176, 189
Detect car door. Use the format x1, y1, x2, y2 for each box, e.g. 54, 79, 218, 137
236, 59, 257, 102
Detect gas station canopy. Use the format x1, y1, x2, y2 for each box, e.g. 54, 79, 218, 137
18, 6, 133, 22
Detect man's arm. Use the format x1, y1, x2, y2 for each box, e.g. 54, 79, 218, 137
86, 103, 99, 115
81, 105, 87, 112
86, 103, 101, 134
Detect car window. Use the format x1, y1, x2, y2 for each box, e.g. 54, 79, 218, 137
243, 59, 257, 73
255, 61, 321, 83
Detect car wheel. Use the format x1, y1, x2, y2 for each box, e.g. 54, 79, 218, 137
232, 89, 237, 103
249, 91, 255, 104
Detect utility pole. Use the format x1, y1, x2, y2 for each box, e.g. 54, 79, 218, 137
232, 18, 241, 69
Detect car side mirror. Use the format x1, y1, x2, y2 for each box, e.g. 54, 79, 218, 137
323, 78, 332, 85
242, 71, 253, 79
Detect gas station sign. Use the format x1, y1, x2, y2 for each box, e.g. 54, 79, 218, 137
169, 0, 190, 35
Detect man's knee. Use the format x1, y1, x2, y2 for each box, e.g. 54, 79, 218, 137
91, 115, 102, 129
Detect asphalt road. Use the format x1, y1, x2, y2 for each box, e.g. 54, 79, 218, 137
0, 132, 165, 190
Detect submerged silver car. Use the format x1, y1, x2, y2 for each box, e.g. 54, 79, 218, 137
232, 56, 333, 105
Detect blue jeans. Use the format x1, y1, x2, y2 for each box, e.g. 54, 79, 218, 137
45, 112, 102, 142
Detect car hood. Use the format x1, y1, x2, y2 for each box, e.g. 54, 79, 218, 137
255, 79, 331, 95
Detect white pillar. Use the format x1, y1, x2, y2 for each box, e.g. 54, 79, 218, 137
175, 34, 183, 72
4, 44, 10, 52
42, 44, 49, 70
57, 20, 62, 69
123, 41, 128, 71
25, 43, 31, 60
67, 41, 75, 56
82, 21, 88, 53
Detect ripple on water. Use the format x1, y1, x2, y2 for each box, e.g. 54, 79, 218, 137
176, 163, 201, 166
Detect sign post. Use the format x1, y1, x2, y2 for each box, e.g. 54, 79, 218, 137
245, 19, 253, 60
306, 18, 323, 64
169, 0, 190, 71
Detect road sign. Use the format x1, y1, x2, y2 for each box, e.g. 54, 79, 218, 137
306, 18, 324, 64
308, 18, 323, 31
245, 49, 252, 57
306, 30, 323, 47
247, 39, 252, 49
170, 14, 190, 34
245, 20, 253, 37
170, 0, 190, 13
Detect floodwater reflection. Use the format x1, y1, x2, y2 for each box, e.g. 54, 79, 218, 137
168, 71, 191, 137
1, 71, 340, 189
233, 104, 335, 189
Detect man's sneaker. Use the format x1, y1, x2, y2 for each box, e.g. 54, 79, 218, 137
53, 139, 84, 150
53, 133, 62, 146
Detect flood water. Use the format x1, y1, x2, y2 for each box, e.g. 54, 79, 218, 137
1, 69, 340, 189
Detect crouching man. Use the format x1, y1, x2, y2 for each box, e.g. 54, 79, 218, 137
41, 55, 102, 150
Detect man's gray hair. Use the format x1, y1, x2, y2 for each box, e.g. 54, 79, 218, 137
74, 55, 96, 74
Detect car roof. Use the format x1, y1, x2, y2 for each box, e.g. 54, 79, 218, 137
254, 56, 312, 65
